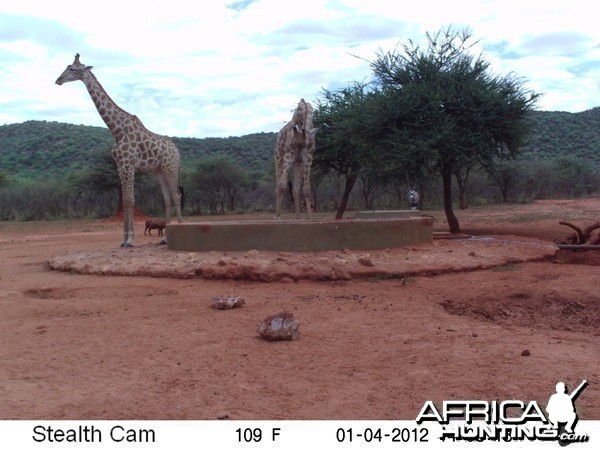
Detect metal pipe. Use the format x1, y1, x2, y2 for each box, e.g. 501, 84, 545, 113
556, 244, 600, 250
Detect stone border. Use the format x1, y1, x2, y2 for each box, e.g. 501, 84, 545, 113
47, 236, 557, 282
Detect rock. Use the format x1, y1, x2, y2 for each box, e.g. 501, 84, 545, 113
257, 312, 299, 341
358, 256, 374, 267
521, 349, 531, 356
211, 295, 245, 310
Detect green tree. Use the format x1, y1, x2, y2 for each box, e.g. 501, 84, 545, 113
74, 148, 119, 192
313, 82, 385, 218
370, 27, 539, 232
71, 148, 121, 212
486, 161, 521, 203
191, 154, 248, 214
553, 156, 599, 197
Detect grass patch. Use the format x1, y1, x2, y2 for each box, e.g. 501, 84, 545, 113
369, 273, 416, 282
490, 264, 522, 272
500, 212, 559, 223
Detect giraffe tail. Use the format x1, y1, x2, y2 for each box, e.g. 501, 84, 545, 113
177, 167, 185, 211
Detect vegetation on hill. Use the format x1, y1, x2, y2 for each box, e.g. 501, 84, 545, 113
0, 120, 277, 178
0, 121, 113, 177
522, 107, 600, 163
2, 108, 598, 180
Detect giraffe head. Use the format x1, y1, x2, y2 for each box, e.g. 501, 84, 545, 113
55, 53, 93, 85
292, 98, 317, 137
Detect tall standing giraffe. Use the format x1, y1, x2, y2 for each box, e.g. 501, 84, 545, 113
274, 99, 317, 219
56, 54, 182, 247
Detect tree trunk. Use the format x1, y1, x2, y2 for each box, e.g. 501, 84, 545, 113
500, 184, 509, 203
441, 164, 460, 233
228, 187, 237, 211
455, 167, 471, 210
335, 173, 357, 220
359, 175, 373, 210
458, 192, 468, 209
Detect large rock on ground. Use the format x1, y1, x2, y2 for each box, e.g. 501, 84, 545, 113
257, 312, 299, 341
211, 295, 245, 309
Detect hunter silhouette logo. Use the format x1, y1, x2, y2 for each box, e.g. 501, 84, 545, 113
416, 380, 590, 444
547, 380, 588, 446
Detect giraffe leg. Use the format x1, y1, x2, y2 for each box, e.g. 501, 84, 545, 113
157, 172, 182, 245
154, 172, 172, 245
160, 151, 183, 224
155, 172, 172, 222
275, 160, 291, 219
120, 174, 135, 247
303, 158, 313, 220
164, 170, 182, 224
303, 177, 312, 220
292, 163, 303, 219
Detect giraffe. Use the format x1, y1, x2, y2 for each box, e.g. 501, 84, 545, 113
55, 54, 182, 247
274, 99, 317, 219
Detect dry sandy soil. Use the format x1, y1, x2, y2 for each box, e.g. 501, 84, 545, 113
1, 198, 599, 420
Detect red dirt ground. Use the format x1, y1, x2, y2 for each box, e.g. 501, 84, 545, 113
1, 199, 599, 420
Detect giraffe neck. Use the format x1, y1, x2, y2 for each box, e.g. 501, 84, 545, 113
81, 71, 138, 141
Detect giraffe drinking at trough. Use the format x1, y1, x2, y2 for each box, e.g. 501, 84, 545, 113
55, 54, 182, 247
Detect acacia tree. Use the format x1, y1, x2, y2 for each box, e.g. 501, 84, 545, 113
313, 82, 385, 219
70, 148, 122, 216
371, 27, 539, 232
191, 154, 248, 214
455, 161, 475, 209
486, 161, 521, 203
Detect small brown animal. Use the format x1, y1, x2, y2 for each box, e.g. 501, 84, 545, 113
144, 218, 166, 237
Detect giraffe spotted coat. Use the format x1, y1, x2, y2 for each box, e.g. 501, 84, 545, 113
274, 99, 317, 219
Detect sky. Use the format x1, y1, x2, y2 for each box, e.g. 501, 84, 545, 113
0, 0, 598, 138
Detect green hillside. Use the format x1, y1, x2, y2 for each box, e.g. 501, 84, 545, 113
0, 121, 277, 178
1, 107, 599, 179
174, 133, 277, 172
0, 121, 113, 177
522, 107, 600, 163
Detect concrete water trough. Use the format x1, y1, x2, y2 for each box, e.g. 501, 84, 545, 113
166, 217, 433, 252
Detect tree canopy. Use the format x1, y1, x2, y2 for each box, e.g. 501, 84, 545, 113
313, 82, 385, 218
369, 27, 540, 232
189, 154, 249, 214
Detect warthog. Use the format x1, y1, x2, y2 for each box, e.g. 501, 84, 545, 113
144, 218, 167, 237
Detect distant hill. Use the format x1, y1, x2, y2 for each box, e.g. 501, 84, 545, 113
174, 132, 277, 172
0, 121, 114, 177
1, 107, 598, 178
0, 121, 277, 178
522, 107, 600, 163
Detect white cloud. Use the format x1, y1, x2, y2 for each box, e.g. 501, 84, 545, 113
0, 0, 598, 137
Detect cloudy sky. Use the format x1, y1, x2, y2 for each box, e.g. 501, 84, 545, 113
0, 0, 598, 138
